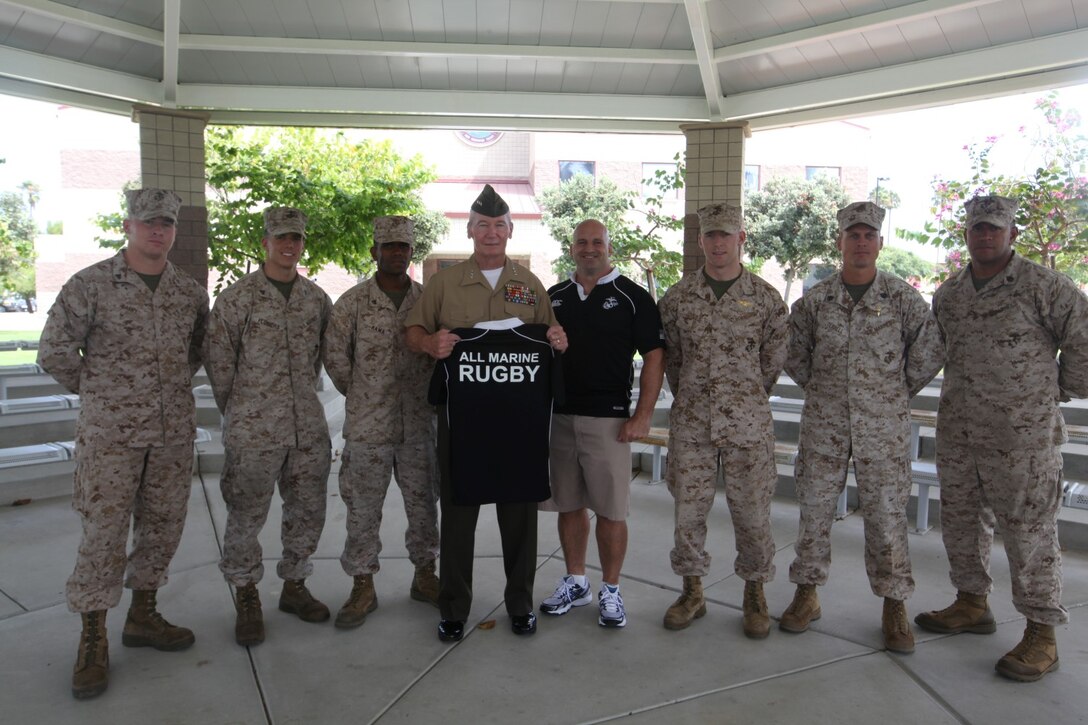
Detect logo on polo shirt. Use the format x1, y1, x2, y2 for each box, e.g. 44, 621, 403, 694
552, 299, 562, 307
603, 296, 619, 310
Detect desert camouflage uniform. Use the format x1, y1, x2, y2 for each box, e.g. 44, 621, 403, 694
38, 250, 208, 612
659, 267, 788, 580
933, 252, 1088, 626
785, 271, 943, 599
323, 276, 438, 576
204, 270, 332, 586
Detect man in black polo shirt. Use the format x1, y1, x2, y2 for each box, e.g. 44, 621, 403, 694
539, 219, 665, 628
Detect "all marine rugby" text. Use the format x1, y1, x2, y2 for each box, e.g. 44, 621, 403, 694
458, 350, 540, 383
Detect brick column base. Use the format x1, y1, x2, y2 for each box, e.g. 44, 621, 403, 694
684, 214, 703, 272
169, 205, 209, 289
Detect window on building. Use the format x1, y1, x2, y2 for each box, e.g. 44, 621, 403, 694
805, 166, 840, 181
559, 160, 595, 182
642, 162, 679, 198
743, 165, 760, 193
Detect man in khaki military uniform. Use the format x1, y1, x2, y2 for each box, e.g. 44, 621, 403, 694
658, 202, 788, 639
779, 201, 943, 653
323, 215, 440, 629
39, 188, 208, 700
916, 195, 1088, 681
405, 184, 568, 643
204, 207, 333, 646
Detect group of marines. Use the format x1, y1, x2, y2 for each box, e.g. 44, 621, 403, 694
39, 181, 1087, 701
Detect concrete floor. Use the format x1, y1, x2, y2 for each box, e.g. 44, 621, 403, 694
2, 468, 1087, 725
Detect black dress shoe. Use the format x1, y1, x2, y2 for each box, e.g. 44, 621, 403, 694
511, 612, 537, 636
438, 620, 464, 642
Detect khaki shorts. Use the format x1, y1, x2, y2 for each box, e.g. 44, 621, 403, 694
541, 414, 632, 521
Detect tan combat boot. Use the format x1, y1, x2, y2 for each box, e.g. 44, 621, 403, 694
779, 584, 821, 633
121, 589, 195, 651
72, 610, 109, 700
663, 576, 706, 630
335, 574, 378, 629
995, 621, 1059, 682
234, 583, 265, 646
882, 598, 915, 654
410, 561, 440, 607
742, 580, 770, 639
914, 591, 996, 634
279, 579, 331, 622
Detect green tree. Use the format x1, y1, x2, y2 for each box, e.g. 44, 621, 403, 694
907, 92, 1088, 279
0, 189, 37, 305
96, 127, 436, 290
540, 174, 630, 281
875, 245, 934, 282
205, 127, 435, 289
409, 208, 449, 266
612, 154, 684, 297
744, 175, 850, 299
7, 264, 37, 311
93, 182, 139, 250
869, 184, 901, 209
18, 180, 41, 218
539, 156, 684, 298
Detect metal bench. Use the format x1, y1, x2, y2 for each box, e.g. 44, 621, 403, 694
636, 426, 798, 486
643, 403, 946, 532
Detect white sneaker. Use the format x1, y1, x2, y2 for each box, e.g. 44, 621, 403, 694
598, 585, 626, 628
539, 575, 593, 615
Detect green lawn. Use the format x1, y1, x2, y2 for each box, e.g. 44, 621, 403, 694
0, 330, 43, 366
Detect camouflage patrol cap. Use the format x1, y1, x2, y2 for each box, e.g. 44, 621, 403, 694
374, 215, 414, 244
471, 184, 510, 217
125, 188, 183, 222
837, 201, 885, 232
264, 206, 308, 237
697, 203, 743, 234
965, 195, 1018, 228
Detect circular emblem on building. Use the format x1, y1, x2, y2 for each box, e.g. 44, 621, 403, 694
456, 130, 504, 147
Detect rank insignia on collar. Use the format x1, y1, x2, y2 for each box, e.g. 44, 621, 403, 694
505, 283, 537, 305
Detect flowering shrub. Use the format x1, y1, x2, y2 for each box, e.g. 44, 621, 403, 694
908, 93, 1088, 282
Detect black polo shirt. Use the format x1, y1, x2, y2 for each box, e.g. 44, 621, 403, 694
548, 270, 664, 418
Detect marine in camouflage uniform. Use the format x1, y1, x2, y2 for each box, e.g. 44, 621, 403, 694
658, 203, 788, 639
323, 215, 440, 629
916, 195, 1088, 682
204, 206, 333, 645
38, 188, 208, 699
780, 201, 943, 653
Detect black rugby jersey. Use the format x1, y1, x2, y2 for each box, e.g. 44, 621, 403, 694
548, 271, 664, 418
428, 324, 562, 505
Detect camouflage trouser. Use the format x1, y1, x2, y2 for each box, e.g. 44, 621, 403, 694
338, 440, 439, 576
219, 444, 331, 586
788, 448, 915, 600
67, 443, 193, 612
936, 443, 1068, 626
667, 438, 776, 581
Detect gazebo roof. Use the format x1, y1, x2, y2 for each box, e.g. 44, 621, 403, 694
1, 0, 1086, 131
